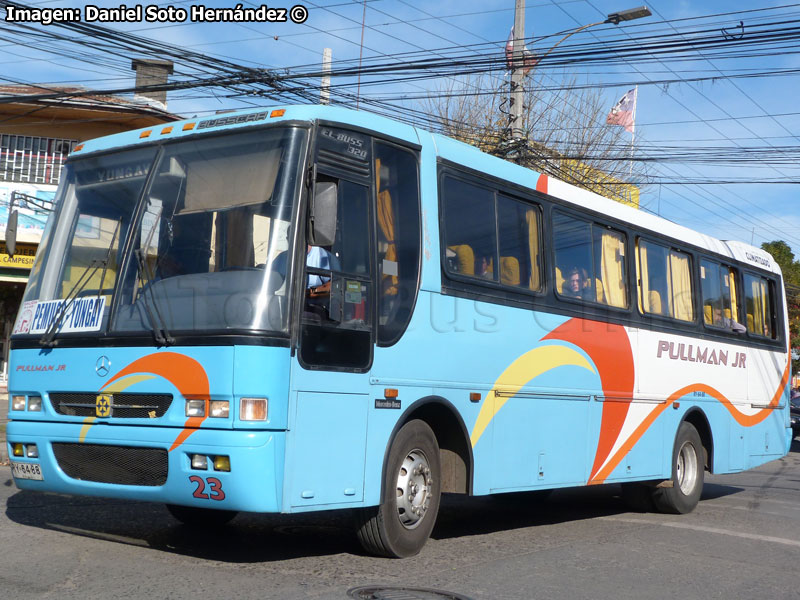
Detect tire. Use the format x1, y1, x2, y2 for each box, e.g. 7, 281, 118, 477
652, 421, 705, 514
620, 482, 656, 512
356, 420, 442, 558
166, 504, 238, 527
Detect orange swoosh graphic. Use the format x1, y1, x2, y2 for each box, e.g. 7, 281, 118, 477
101, 352, 211, 452
590, 356, 790, 484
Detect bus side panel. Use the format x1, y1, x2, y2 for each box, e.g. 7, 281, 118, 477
285, 366, 371, 512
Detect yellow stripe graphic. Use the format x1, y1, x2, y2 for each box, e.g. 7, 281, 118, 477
470, 345, 596, 447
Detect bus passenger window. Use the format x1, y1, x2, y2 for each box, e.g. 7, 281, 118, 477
553, 212, 627, 307
700, 260, 744, 332
744, 273, 777, 339
442, 177, 496, 282
497, 195, 541, 291
637, 240, 694, 321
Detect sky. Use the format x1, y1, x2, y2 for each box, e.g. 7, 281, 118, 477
4, 0, 800, 258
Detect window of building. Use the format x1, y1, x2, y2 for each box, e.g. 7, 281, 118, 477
636, 239, 694, 321
0, 134, 78, 185
553, 211, 628, 308
700, 259, 743, 331
744, 273, 777, 339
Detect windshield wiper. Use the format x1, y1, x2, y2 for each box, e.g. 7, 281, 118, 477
133, 248, 174, 346
39, 222, 121, 347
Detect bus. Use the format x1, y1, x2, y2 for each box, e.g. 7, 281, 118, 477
6, 105, 791, 558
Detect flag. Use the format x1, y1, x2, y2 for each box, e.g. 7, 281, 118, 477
505, 27, 538, 75
606, 88, 637, 133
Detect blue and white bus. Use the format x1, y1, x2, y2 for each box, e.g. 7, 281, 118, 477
7, 105, 791, 557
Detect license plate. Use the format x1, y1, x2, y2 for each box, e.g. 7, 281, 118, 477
11, 461, 43, 481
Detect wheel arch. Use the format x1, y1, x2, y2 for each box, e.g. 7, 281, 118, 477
682, 408, 714, 473
380, 396, 474, 500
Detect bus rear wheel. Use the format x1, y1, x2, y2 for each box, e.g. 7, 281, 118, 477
356, 419, 441, 558
166, 504, 238, 527
652, 421, 704, 514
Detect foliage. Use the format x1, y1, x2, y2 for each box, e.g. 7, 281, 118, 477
424, 72, 650, 200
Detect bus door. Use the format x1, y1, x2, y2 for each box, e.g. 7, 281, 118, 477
287, 126, 374, 509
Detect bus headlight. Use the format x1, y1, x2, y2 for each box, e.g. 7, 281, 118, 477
27, 396, 42, 412
185, 400, 205, 417
12, 396, 26, 411
209, 400, 229, 418
240, 398, 268, 421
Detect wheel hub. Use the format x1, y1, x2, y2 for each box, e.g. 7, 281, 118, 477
395, 449, 433, 529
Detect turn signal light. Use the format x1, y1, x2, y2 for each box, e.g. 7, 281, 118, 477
12, 443, 24, 457
240, 398, 267, 421
12, 396, 26, 411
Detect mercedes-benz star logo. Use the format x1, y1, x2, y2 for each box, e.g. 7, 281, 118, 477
95, 355, 111, 377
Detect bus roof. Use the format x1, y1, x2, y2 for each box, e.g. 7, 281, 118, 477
69, 103, 781, 277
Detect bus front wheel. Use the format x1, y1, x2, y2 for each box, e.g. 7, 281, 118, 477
652, 421, 704, 514
356, 419, 441, 558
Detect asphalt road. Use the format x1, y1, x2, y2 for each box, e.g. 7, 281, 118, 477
2, 438, 800, 600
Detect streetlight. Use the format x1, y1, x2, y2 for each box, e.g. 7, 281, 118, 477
508, 5, 652, 146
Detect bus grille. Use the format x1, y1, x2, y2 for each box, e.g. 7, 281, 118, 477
52, 443, 168, 486
49, 392, 173, 418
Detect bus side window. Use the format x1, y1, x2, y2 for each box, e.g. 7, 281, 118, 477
637, 239, 694, 321
700, 260, 743, 331
744, 273, 777, 339
553, 212, 627, 307
374, 142, 420, 346
441, 176, 496, 282
497, 195, 541, 291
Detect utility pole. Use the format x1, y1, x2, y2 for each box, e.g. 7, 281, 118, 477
321, 47, 332, 105
510, 0, 526, 146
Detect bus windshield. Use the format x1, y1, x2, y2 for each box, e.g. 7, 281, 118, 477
17, 126, 307, 341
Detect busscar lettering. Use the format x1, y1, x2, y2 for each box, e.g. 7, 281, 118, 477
656, 340, 745, 369
197, 111, 270, 130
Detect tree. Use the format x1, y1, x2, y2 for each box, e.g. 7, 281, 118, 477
424, 72, 649, 204
761, 240, 800, 375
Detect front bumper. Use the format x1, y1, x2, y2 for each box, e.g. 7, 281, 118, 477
7, 420, 285, 513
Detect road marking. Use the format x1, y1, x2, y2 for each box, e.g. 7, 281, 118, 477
602, 516, 800, 548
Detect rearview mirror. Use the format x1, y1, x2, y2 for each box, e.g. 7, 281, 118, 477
308, 181, 337, 247
5, 209, 18, 257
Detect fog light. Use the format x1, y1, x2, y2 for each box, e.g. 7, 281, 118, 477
190, 454, 208, 470
26, 444, 38, 458
240, 397, 268, 421
27, 396, 42, 412
12, 443, 24, 457
213, 455, 231, 472
185, 399, 205, 417
210, 400, 229, 418
12, 395, 26, 411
